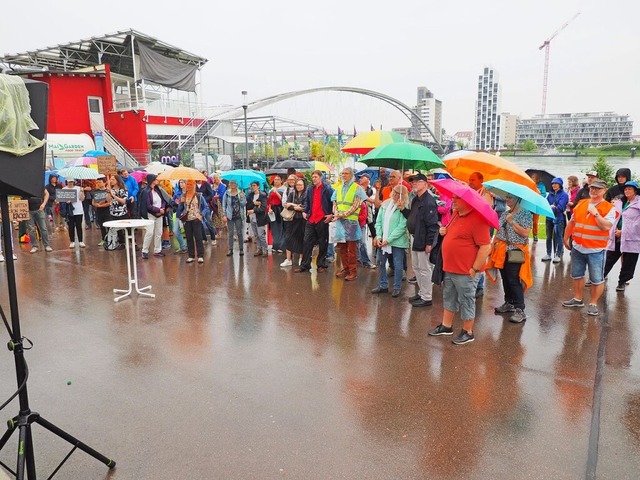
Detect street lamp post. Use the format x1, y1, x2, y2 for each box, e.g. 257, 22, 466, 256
242, 90, 248, 169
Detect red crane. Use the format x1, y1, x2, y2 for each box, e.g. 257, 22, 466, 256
539, 12, 581, 115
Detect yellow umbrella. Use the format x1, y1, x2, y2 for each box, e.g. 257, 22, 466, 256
156, 166, 207, 182
313, 161, 332, 172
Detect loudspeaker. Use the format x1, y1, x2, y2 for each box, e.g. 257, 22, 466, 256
0, 78, 48, 198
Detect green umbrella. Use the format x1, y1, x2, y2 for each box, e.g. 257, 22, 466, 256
361, 142, 445, 171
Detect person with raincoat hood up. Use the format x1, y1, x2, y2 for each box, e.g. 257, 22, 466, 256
605, 168, 632, 202
541, 177, 569, 264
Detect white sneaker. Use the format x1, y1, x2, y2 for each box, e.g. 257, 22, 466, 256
197, 257, 204, 263
69, 242, 75, 248
553, 256, 561, 263
30, 247, 38, 254
12, 254, 17, 260
212, 240, 217, 246
45, 246, 53, 252
0, 254, 4, 262
280, 259, 293, 267
541, 255, 551, 262
79, 242, 86, 248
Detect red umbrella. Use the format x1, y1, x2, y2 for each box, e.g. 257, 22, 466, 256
430, 178, 499, 229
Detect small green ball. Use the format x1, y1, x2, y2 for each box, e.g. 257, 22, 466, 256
66, 381, 72, 385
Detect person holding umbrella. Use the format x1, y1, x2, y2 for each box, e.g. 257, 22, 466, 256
427, 179, 496, 345
487, 194, 534, 323
541, 178, 569, 263
222, 180, 247, 256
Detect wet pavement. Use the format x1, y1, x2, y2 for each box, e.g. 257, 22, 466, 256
0, 228, 639, 479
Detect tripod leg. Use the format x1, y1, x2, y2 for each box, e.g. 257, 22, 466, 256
24, 424, 36, 480
0, 419, 17, 451
34, 416, 115, 469
16, 424, 26, 480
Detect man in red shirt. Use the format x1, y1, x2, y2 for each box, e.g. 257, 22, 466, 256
295, 171, 334, 273
428, 194, 492, 345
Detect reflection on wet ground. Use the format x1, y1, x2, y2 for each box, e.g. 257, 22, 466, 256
0, 229, 638, 478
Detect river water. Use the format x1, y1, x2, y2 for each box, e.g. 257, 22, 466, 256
508, 155, 636, 181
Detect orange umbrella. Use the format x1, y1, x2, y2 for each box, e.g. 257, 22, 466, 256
443, 151, 539, 192
156, 166, 207, 182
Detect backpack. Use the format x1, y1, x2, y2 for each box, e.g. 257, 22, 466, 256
104, 228, 120, 251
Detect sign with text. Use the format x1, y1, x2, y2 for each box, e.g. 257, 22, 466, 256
57, 188, 78, 203
97, 155, 117, 175
8, 201, 29, 222
92, 190, 108, 204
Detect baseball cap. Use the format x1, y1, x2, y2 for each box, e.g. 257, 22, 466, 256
409, 173, 428, 182
589, 179, 607, 189
586, 170, 598, 177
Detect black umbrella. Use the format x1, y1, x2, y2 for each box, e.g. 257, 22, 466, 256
272, 160, 312, 170
525, 169, 555, 192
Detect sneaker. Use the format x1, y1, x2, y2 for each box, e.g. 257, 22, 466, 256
452, 329, 475, 345
79, 242, 86, 248
584, 280, 592, 287
391, 289, 401, 298
408, 294, 421, 302
239, 250, 244, 256
344, 273, 358, 281
586, 304, 599, 316
69, 242, 75, 248
280, 259, 293, 267
428, 324, 454, 336
186, 257, 195, 263
12, 254, 17, 260
142, 252, 149, 259
562, 298, 584, 308
509, 308, 527, 323
325, 257, 334, 263
45, 246, 53, 252
495, 302, 516, 314
616, 283, 625, 292
198, 257, 204, 263
369, 264, 377, 269
30, 247, 38, 254
0, 254, 5, 262
407, 276, 417, 284
226, 250, 234, 257
98, 240, 105, 246
370, 287, 388, 294
552, 256, 561, 263
541, 255, 552, 262
411, 298, 433, 307
212, 240, 217, 246
153, 252, 165, 257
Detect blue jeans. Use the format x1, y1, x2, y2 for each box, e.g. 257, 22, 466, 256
571, 249, 605, 284
357, 226, 372, 266
227, 217, 244, 251
172, 214, 186, 251
546, 218, 565, 257
377, 247, 404, 290
327, 242, 335, 259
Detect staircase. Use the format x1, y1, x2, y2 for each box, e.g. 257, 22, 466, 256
102, 129, 143, 169
161, 118, 222, 153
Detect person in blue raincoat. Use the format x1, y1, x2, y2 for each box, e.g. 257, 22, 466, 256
541, 177, 568, 263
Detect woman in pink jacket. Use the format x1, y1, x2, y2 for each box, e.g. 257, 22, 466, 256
604, 181, 640, 292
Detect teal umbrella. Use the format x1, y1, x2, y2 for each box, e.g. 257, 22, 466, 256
220, 169, 267, 189
483, 179, 554, 217
361, 142, 445, 171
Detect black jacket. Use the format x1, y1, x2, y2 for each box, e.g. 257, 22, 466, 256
605, 168, 631, 202
247, 190, 268, 227
402, 191, 439, 251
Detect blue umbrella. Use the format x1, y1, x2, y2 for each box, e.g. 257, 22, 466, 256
83, 150, 110, 157
44, 170, 65, 185
483, 179, 554, 217
220, 169, 267, 189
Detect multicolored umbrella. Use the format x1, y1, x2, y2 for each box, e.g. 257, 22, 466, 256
429, 178, 500, 229
361, 142, 445, 171
67, 156, 97, 167
483, 179, 554, 217
157, 166, 207, 182
341, 130, 405, 155
443, 151, 539, 192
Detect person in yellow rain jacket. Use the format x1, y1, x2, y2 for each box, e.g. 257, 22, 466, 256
486, 194, 533, 324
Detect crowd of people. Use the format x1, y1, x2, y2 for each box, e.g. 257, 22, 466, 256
12, 163, 639, 345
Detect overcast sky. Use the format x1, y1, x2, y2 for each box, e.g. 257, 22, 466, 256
3, 0, 639, 135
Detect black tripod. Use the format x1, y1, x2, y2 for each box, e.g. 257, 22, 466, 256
0, 194, 115, 479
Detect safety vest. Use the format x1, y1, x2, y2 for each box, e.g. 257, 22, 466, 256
572, 199, 615, 249
336, 183, 360, 221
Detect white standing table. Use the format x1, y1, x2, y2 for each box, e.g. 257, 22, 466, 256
103, 219, 155, 302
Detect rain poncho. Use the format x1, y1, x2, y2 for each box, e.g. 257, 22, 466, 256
0, 74, 45, 156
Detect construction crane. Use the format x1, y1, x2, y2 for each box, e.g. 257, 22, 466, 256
539, 11, 581, 115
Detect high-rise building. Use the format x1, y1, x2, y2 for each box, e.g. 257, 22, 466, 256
473, 67, 501, 150
500, 113, 519, 147
413, 87, 442, 143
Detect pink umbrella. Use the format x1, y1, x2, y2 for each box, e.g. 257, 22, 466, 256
65, 156, 96, 167
130, 170, 149, 183
430, 178, 499, 229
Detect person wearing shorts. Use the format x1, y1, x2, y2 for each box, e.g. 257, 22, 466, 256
428, 194, 492, 345
562, 179, 616, 316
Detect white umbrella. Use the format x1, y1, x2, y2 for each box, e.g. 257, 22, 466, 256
145, 162, 175, 174
57, 166, 102, 180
